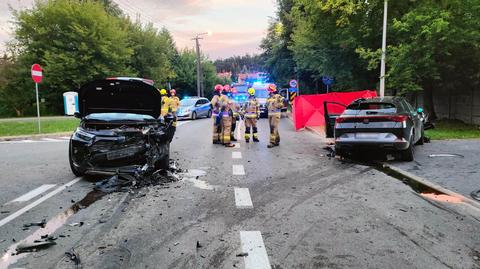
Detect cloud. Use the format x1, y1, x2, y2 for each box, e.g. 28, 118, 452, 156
0, 0, 276, 58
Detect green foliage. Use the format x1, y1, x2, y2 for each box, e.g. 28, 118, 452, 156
0, 117, 79, 136
261, 0, 480, 116
0, 0, 223, 116
214, 54, 264, 81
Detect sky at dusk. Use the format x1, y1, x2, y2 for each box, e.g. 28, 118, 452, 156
0, 0, 277, 59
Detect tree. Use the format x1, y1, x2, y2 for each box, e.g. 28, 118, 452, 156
11, 0, 134, 114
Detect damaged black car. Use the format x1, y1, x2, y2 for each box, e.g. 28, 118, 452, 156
69, 78, 175, 177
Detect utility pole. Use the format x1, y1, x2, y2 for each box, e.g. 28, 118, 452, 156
192, 33, 208, 97
379, 0, 388, 97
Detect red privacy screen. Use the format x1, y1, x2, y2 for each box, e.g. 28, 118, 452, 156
292, 90, 377, 130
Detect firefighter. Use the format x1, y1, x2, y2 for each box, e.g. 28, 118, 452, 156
219, 86, 235, 148
210, 84, 224, 144
266, 84, 285, 148
159, 88, 171, 118
169, 89, 180, 127
224, 84, 239, 142
243, 88, 260, 143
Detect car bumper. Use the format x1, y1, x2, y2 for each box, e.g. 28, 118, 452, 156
335, 133, 410, 151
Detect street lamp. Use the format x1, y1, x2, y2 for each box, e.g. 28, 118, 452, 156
379, 0, 388, 97
192, 32, 209, 97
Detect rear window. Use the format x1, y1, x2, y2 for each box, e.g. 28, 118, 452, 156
346, 102, 396, 110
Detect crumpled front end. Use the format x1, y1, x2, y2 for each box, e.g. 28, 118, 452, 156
70, 125, 171, 176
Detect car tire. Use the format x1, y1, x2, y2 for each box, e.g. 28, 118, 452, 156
401, 136, 415, 162
207, 110, 212, 118
192, 112, 197, 120
155, 143, 170, 170
69, 140, 85, 177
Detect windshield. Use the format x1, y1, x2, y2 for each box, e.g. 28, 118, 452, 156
85, 113, 155, 121
180, 99, 197, 107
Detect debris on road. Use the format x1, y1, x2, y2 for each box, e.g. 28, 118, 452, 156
471, 190, 480, 202
323, 146, 335, 158
68, 222, 84, 227
15, 238, 56, 254
236, 252, 249, 257
65, 248, 81, 269
428, 154, 464, 158
23, 219, 46, 228
94, 161, 181, 194
196, 241, 202, 249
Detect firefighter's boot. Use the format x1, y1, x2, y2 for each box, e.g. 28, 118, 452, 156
252, 127, 259, 142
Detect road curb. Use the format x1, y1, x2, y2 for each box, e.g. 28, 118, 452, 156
0, 132, 73, 141
381, 163, 480, 211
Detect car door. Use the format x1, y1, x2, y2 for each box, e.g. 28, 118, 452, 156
198, 99, 208, 116
402, 99, 422, 142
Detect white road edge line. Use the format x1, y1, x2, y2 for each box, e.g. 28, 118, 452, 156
7, 184, 57, 204
232, 151, 242, 159
0, 178, 81, 228
41, 138, 62, 142
232, 164, 245, 176
240, 231, 271, 269
234, 188, 253, 208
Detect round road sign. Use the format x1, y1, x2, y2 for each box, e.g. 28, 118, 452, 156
31, 64, 43, 83
289, 79, 298, 88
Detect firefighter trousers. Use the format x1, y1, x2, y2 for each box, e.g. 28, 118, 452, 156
268, 114, 280, 145
221, 116, 233, 145
212, 115, 221, 143
244, 117, 258, 141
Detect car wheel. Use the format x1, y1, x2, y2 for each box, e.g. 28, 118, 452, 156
69, 140, 85, 177
401, 136, 415, 162
416, 127, 425, 145
207, 110, 212, 118
155, 143, 170, 170
192, 111, 197, 120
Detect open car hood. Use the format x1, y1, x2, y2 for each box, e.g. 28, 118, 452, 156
77, 79, 161, 118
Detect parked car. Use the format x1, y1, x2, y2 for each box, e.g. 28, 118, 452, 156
177, 97, 212, 120
69, 78, 175, 176
330, 97, 431, 161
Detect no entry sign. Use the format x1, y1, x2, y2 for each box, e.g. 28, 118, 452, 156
31, 64, 43, 83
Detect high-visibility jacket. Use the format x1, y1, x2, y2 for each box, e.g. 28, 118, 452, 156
266, 93, 285, 116
211, 94, 229, 116
160, 96, 171, 117
169, 96, 180, 113
243, 96, 260, 118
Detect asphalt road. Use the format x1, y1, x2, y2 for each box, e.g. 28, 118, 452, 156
1, 118, 479, 269
392, 139, 480, 198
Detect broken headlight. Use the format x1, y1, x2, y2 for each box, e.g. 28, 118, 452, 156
74, 128, 95, 141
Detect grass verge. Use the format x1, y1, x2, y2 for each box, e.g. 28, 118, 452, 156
426, 120, 480, 140
0, 117, 79, 137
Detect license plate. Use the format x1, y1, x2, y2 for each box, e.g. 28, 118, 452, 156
107, 148, 136, 160
356, 133, 378, 139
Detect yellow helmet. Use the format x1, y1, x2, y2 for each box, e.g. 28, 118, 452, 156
159, 89, 167, 95
248, 88, 255, 96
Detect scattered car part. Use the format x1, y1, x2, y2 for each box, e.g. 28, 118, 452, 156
65, 248, 81, 269
16, 238, 56, 254
23, 219, 46, 228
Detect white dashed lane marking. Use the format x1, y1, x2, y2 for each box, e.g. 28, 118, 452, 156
234, 188, 253, 208
232, 165, 245, 176
7, 184, 57, 204
233, 143, 240, 149
239, 231, 271, 269
232, 151, 242, 159
0, 178, 81, 228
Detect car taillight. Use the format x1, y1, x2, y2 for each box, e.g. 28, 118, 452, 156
335, 117, 350, 123
387, 115, 408, 122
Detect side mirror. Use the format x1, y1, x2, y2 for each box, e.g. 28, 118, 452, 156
417, 108, 424, 114
74, 112, 81, 119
